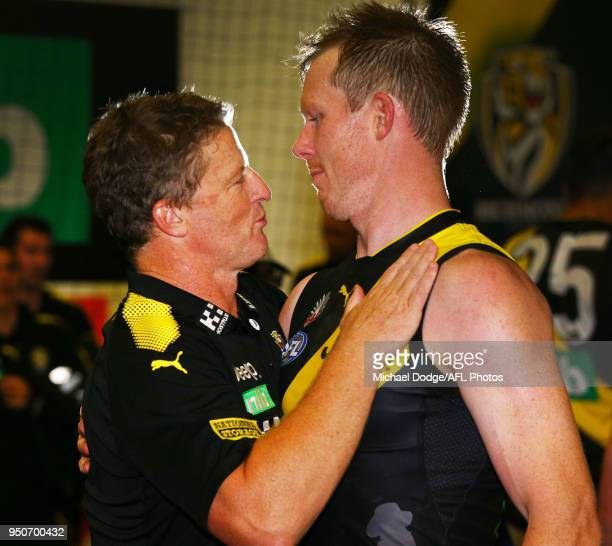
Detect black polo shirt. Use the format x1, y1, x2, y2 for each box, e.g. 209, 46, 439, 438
84, 272, 285, 545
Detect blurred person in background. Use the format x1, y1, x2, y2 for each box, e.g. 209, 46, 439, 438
505, 130, 612, 543
293, 210, 357, 286
0, 242, 85, 541
3, 216, 98, 369
245, 251, 290, 290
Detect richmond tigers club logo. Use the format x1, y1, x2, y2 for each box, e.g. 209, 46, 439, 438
479, 46, 574, 197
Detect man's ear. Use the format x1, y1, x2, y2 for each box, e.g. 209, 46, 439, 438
372, 92, 395, 140
151, 199, 188, 237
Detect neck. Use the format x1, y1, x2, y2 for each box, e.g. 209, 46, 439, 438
352, 155, 450, 257
0, 304, 19, 338
137, 244, 240, 316
19, 285, 43, 312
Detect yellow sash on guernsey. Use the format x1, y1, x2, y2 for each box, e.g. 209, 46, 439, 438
282, 209, 512, 415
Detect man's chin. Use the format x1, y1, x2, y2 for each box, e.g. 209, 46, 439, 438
242, 237, 269, 269
320, 199, 350, 222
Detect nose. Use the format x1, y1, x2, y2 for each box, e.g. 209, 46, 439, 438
247, 168, 272, 202
291, 123, 314, 161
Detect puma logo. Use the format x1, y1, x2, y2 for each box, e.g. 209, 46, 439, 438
339, 284, 353, 307
151, 351, 188, 375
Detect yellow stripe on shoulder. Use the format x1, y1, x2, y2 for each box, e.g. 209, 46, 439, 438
122, 292, 180, 352
427, 222, 514, 262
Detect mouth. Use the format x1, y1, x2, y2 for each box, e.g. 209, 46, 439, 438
254, 214, 267, 228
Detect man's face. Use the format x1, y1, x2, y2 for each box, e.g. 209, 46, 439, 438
183, 127, 271, 270
14, 228, 52, 289
0, 248, 19, 310
292, 47, 377, 221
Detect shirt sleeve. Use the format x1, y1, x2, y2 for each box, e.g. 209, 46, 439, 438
107, 325, 258, 528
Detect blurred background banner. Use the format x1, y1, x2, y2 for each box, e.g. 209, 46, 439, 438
430, 0, 612, 241
0, 0, 178, 279
0, 34, 91, 243
0, 0, 610, 282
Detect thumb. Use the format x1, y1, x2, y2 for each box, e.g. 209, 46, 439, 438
345, 284, 365, 314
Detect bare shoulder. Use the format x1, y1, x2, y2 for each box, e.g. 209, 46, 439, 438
423, 249, 552, 341
278, 273, 316, 337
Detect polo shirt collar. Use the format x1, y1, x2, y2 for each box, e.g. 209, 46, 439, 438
127, 272, 262, 336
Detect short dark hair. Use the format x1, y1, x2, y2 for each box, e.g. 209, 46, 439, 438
0, 241, 14, 255
0, 240, 16, 266
83, 91, 233, 261
566, 129, 612, 202
2, 216, 52, 248
295, 1, 470, 159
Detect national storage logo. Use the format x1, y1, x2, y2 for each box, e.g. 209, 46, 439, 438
209, 417, 262, 441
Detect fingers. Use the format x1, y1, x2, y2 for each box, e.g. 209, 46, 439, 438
374, 243, 421, 289
78, 456, 91, 475
406, 261, 438, 313
395, 240, 438, 296
375, 240, 437, 292
344, 284, 364, 314
77, 406, 91, 474
77, 435, 90, 457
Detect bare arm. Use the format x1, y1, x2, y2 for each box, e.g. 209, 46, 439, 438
208, 241, 438, 545
423, 250, 600, 545
601, 435, 612, 545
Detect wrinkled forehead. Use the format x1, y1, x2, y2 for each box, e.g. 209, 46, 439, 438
201, 126, 248, 166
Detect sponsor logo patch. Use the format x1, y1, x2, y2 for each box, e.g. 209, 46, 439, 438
209, 417, 262, 440
242, 384, 276, 415
339, 284, 353, 307
249, 318, 261, 331
270, 330, 285, 350
151, 350, 188, 375
281, 331, 308, 366
200, 303, 230, 334
303, 292, 330, 327
234, 362, 261, 382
